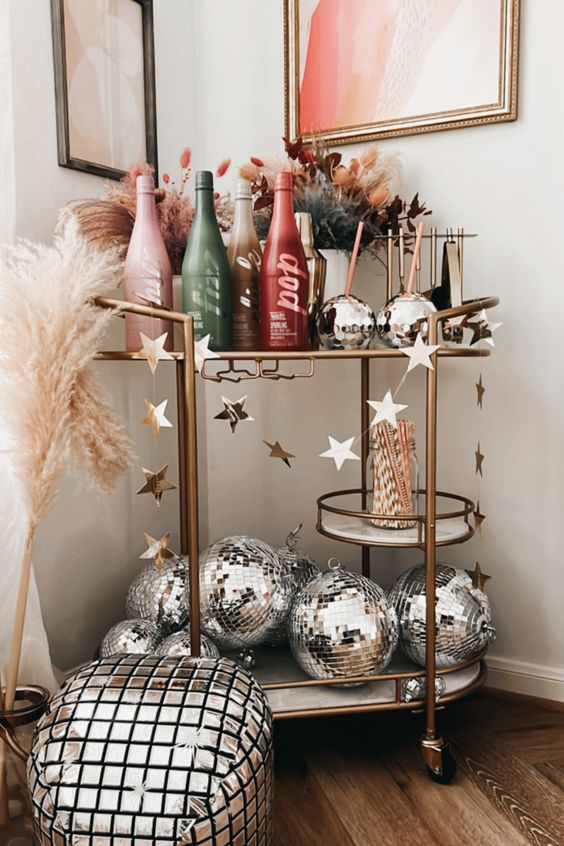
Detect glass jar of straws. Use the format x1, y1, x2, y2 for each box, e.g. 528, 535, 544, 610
366, 421, 420, 529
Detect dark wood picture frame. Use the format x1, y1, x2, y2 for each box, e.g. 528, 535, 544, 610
51, 0, 158, 180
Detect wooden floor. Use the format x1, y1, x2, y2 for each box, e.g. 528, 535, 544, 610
273, 691, 564, 846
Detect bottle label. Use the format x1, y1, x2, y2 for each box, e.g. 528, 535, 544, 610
276, 253, 307, 316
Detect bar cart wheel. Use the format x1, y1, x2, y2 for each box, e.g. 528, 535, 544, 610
421, 738, 458, 784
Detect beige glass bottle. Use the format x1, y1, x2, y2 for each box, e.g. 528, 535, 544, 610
227, 179, 261, 350
294, 212, 327, 347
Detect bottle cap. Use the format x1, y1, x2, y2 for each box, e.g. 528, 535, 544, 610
234, 178, 253, 200
136, 174, 155, 193
274, 171, 294, 191
196, 170, 214, 190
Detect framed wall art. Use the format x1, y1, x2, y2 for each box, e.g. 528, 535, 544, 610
284, 0, 520, 146
51, 0, 158, 180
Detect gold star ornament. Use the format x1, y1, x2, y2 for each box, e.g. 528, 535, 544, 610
136, 464, 178, 506
141, 398, 173, 437
264, 440, 295, 468
475, 443, 484, 476
140, 532, 177, 571
466, 562, 491, 592
137, 332, 174, 374
476, 374, 485, 409
214, 395, 254, 434
473, 501, 486, 533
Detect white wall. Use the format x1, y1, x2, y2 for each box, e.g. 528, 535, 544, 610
4, 0, 563, 698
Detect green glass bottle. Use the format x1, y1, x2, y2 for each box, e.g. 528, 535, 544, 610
182, 170, 233, 350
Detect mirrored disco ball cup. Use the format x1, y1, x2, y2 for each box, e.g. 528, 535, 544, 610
289, 560, 398, 682
376, 292, 437, 348
126, 556, 190, 635
317, 294, 376, 350
387, 562, 496, 667
199, 535, 292, 650
28, 655, 273, 846
100, 618, 162, 658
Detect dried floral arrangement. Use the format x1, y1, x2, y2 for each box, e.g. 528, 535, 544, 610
237, 137, 430, 254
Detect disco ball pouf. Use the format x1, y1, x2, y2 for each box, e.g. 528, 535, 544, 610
28, 655, 273, 846
199, 536, 292, 650
317, 294, 376, 350
266, 531, 320, 647
100, 619, 162, 658
289, 560, 398, 681
126, 556, 190, 635
156, 628, 220, 659
387, 562, 496, 667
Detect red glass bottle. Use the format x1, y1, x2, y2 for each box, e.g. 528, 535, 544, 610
260, 172, 309, 350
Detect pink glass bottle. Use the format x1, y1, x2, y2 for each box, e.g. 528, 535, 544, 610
123, 175, 173, 351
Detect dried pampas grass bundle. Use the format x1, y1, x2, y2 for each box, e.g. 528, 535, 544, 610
0, 220, 134, 711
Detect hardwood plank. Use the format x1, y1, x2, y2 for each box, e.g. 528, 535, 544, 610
495, 724, 564, 764
383, 741, 531, 846
306, 747, 440, 846
535, 760, 564, 793
441, 693, 564, 735
273, 761, 356, 846
453, 734, 564, 846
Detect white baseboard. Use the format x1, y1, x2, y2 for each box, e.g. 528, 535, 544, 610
486, 655, 564, 702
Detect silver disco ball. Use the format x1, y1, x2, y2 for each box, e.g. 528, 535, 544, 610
156, 629, 220, 658
199, 535, 292, 650
28, 655, 273, 846
126, 556, 189, 635
289, 560, 398, 681
317, 294, 376, 350
376, 292, 437, 348
100, 619, 161, 658
266, 527, 320, 647
387, 562, 496, 667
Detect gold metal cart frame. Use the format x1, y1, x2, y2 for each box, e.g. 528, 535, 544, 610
95, 294, 499, 782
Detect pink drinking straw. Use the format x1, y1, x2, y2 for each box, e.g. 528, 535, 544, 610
344, 221, 364, 299
406, 221, 425, 295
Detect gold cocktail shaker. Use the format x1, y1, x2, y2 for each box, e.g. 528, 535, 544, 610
295, 212, 326, 347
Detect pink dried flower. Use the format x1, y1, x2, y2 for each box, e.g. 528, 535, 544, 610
216, 158, 231, 178
180, 147, 192, 170
250, 157, 264, 167
240, 163, 259, 182
163, 173, 170, 184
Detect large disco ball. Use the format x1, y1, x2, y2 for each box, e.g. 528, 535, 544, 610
317, 294, 376, 350
126, 556, 189, 635
28, 655, 273, 845
387, 562, 496, 667
266, 529, 320, 647
157, 629, 220, 658
199, 536, 292, 649
100, 619, 162, 658
289, 560, 398, 681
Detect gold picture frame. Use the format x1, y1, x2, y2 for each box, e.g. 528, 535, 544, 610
284, 0, 520, 146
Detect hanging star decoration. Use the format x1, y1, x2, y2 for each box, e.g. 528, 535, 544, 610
137, 332, 174, 374
214, 395, 254, 433
400, 334, 441, 373
475, 443, 484, 477
136, 464, 178, 506
141, 398, 173, 437
194, 334, 220, 373
263, 440, 295, 468
139, 532, 177, 570
367, 390, 408, 428
320, 436, 360, 471
466, 561, 491, 592
468, 309, 502, 347
473, 500, 486, 533
476, 373, 485, 408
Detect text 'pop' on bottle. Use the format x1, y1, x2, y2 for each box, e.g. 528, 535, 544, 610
227, 179, 261, 351
259, 171, 309, 351
182, 170, 232, 351
123, 175, 173, 351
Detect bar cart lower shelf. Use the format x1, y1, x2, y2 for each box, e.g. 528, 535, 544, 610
94, 294, 499, 784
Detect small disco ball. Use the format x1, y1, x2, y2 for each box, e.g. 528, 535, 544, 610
387, 562, 496, 667
156, 629, 220, 658
28, 655, 273, 846
100, 619, 161, 658
376, 291, 437, 348
126, 556, 189, 635
317, 294, 376, 350
199, 535, 292, 650
400, 675, 446, 703
266, 526, 320, 647
289, 559, 398, 681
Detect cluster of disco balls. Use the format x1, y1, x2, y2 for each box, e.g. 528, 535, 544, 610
100, 534, 494, 685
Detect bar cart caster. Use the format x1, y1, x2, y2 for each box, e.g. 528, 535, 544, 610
421, 737, 457, 784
